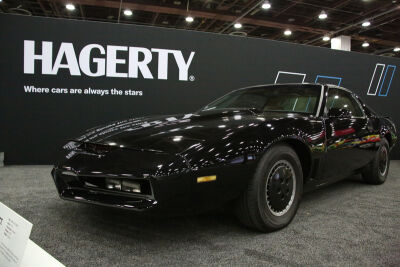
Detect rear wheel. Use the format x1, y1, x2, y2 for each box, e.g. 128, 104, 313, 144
235, 144, 303, 232
362, 138, 390, 185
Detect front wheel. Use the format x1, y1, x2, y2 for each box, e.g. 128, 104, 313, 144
362, 138, 390, 185
235, 144, 303, 232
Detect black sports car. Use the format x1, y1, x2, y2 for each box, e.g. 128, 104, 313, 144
52, 83, 397, 232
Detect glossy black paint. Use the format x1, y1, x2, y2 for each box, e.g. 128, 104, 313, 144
52, 84, 397, 215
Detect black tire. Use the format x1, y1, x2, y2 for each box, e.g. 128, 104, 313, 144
235, 144, 303, 232
362, 138, 390, 185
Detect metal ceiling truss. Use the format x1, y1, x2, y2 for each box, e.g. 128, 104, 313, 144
2, 0, 399, 56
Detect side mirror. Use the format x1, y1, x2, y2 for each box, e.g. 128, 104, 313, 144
328, 107, 351, 118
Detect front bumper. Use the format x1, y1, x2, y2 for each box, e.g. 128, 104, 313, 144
52, 168, 158, 211
52, 145, 195, 215
52, 144, 257, 215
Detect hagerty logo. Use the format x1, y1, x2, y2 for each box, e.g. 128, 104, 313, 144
23, 40, 195, 81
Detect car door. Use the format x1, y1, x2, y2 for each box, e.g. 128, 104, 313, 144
323, 87, 371, 179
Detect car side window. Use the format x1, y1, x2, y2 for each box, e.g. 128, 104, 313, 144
326, 88, 364, 117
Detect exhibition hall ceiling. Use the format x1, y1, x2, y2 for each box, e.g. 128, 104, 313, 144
1, 0, 399, 57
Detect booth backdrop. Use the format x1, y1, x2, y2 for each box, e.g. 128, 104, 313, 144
0, 14, 399, 164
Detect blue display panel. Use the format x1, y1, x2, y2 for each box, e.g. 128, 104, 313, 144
315, 75, 342, 86
378, 65, 396, 97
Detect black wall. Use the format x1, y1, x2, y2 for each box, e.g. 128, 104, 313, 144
0, 14, 399, 164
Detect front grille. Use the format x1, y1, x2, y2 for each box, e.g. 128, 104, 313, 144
56, 170, 153, 197
79, 176, 153, 196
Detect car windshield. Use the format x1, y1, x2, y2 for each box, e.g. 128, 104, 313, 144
201, 85, 322, 114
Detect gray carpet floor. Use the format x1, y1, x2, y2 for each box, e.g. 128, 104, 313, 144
0, 162, 399, 267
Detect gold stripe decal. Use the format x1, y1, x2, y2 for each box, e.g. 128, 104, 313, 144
197, 175, 217, 183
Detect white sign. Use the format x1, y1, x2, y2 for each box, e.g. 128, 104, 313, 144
23, 40, 195, 81
0, 202, 32, 267
21, 240, 65, 267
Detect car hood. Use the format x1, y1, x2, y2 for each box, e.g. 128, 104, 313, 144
73, 109, 293, 154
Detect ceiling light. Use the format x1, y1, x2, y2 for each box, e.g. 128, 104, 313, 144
284, 29, 292, 36
322, 35, 331, 41
362, 21, 371, 27
124, 9, 133, 16
185, 16, 194, 23
394, 47, 400, 52
65, 4, 75, 11
318, 11, 328, 20
234, 23, 242, 29
362, 42, 370, 47
261, 1, 271, 9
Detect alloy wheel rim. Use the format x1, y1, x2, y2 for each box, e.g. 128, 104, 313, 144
265, 160, 296, 217
378, 146, 388, 176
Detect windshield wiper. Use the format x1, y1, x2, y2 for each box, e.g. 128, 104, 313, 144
197, 107, 262, 114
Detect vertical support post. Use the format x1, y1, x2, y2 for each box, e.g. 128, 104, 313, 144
331, 35, 351, 51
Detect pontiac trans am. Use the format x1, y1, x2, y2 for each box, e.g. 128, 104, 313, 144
52, 83, 397, 232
